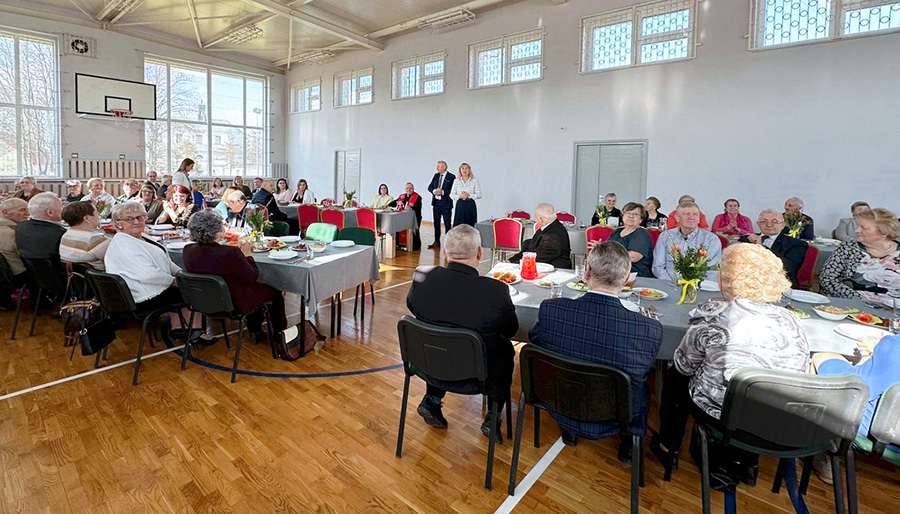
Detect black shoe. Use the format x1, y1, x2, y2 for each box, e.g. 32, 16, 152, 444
253, 331, 268, 345
561, 429, 578, 447
427, 242, 440, 249
481, 412, 502, 443
618, 440, 633, 463
416, 395, 448, 429
650, 434, 679, 472
191, 334, 218, 347
738, 463, 758, 486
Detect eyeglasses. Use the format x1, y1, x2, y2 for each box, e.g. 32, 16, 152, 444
758, 219, 784, 225
121, 215, 147, 224
623, 212, 642, 218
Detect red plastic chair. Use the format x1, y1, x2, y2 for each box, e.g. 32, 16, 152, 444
647, 229, 662, 249
492, 218, 523, 267
556, 212, 576, 224
508, 210, 531, 220
321, 208, 345, 231
298, 204, 320, 235
796, 245, 819, 290
716, 233, 730, 249
585, 225, 614, 245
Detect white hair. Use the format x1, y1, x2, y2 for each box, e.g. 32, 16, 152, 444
442, 225, 481, 260
0, 198, 27, 214
534, 203, 556, 223
786, 197, 804, 209
224, 189, 246, 202
27, 192, 60, 218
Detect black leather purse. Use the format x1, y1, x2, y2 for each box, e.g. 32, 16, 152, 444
80, 316, 117, 356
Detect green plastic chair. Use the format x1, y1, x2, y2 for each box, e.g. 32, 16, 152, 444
337, 227, 376, 319
306, 222, 338, 243
851, 382, 900, 467
265, 221, 289, 237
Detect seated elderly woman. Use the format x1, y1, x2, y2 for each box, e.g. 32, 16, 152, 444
820, 208, 900, 304
607, 202, 654, 277
82, 177, 117, 207
139, 185, 163, 221
711, 198, 753, 236
183, 209, 287, 342
156, 184, 199, 228
651, 243, 810, 491
59, 201, 110, 270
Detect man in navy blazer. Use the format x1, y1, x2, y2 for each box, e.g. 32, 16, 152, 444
529, 241, 663, 459
426, 160, 455, 249
739, 209, 808, 287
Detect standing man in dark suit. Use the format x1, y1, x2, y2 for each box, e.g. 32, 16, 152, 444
510, 203, 572, 269
529, 241, 662, 459
426, 160, 455, 249
408, 225, 518, 440
739, 209, 808, 287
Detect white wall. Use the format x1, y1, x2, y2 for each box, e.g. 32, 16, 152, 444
3, 12, 285, 169
286, 0, 900, 236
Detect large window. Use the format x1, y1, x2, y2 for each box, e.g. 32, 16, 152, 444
144, 57, 267, 177
290, 77, 321, 113
333, 67, 373, 108
391, 51, 445, 100
750, 0, 900, 49
0, 29, 59, 177
580, 0, 697, 74
468, 28, 543, 89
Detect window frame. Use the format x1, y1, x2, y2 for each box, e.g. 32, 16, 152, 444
333, 67, 374, 108
290, 77, 321, 113
748, 0, 900, 51
579, 0, 698, 75
467, 28, 544, 90
391, 51, 446, 101
0, 27, 61, 178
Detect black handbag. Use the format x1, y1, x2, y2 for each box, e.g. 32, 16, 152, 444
80, 316, 117, 356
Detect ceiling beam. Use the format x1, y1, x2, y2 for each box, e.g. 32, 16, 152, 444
66, 0, 96, 20
202, 0, 310, 49
186, 0, 203, 48
286, 20, 293, 71
240, 0, 383, 51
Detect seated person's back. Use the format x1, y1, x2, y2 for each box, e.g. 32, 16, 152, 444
15, 193, 66, 261
59, 201, 109, 270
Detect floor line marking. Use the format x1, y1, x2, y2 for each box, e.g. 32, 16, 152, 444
0, 347, 180, 402
493, 437, 566, 514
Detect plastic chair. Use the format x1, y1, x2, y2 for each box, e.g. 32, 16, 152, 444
647, 229, 662, 249
796, 245, 819, 290
849, 382, 900, 469
716, 233, 730, 249
20, 256, 69, 338
321, 208, 345, 231
176, 271, 273, 383
492, 218, 523, 267
692, 368, 869, 514
265, 221, 289, 237
298, 204, 320, 235
508, 210, 531, 220
0, 253, 28, 340
86, 270, 186, 385
395, 315, 512, 490
305, 222, 338, 243
337, 227, 376, 323
586, 225, 614, 245
556, 212, 576, 224
508, 344, 643, 513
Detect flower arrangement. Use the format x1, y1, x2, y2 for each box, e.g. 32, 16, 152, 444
320, 198, 335, 207
784, 211, 807, 238
96, 200, 111, 218
246, 208, 272, 244
594, 205, 610, 226
669, 244, 719, 304
342, 189, 357, 208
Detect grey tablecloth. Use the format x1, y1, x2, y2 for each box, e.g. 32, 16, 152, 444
377, 210, 416, 234
508, 274, 874, 360
167, 243, 379, 315
475, 220, 587, 255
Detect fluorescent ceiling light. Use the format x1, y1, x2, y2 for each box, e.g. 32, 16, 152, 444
226, 24, 264, 45
294, 50, 337, 64
417, 8, 475, 30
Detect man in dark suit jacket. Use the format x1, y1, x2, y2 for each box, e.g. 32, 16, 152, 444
15, 192, 66, 262
783, 196, 815, 240
510, 203, 572, 269
407, 225, 518, 440
252, 179, 299, 234
739, 209, 808, 287
529, 241, 662, 458
426, 160, 455, 249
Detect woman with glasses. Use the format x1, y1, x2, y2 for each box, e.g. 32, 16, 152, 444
607, 202, 654, 277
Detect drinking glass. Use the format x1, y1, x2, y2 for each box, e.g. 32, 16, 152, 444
574, 264, 585, 281
549, 283, 563, 299
631, 291, 642, 309
891, 295, 900, 334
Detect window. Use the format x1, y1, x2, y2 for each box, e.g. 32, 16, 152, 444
144, 57, 268, 177
580, 0, 697, 74
750, 1, 900, 49
0, 29, 59, 177
333, 67, 373, 108
290, 77, 321, 113
391, 51, 445, 100
468, 28, 543, 89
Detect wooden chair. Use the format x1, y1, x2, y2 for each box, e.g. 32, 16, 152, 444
492, 218, 523, 267
716, 233, 730, 249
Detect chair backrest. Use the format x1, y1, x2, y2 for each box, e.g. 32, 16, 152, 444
585, 225, 614, 244
493, 218, 523, 250
338, 227, 375, 246
265, 221, 289, 237
321, 208, 345, 230
356, 208, 377, 232
0, 253, 16, 286
254, 204, 269, 220
397, 315, 487, 383
175, 271, 236, 316
647, 229, 662, 249
720, 367, 869, 449
870, 382, 900, 450
298, 204, 320, 230
796, 245, 819, 289
716, 233, 730, 249
519, 344, 633, 437
86, 270, 138, 313
556, 212, 576, 224
508, 210, 531, 220
21, 256, 69, 294
306, 222, 339, 243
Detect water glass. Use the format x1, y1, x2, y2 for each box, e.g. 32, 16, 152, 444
891, 296, 900, 334
549, 283, 563, 299
574, 264, 585, 281
631, 291, 642, 309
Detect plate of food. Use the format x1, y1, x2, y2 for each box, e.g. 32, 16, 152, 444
785, 289, 829, 304
618, 286, 633, 299
849, 312, 887, 327
291, 242, 308, 251
533, 279, 554, 288
269, 249, 298, 260
331, 240, 355, 248
784, 304, 809, 319
812, 304, 852, 321
491, 271, 521, 285
265, 239, 286, 250
309, 241, 327, 253
566, 280, 588, 292
634, 287, 668, 300
535, 263, 554, 273
833, 323, 890, 342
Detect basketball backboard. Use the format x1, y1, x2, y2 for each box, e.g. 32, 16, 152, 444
75, 73, 156, 120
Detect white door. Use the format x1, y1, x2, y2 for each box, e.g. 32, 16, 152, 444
334, 149, 361, 201
573, 142, 647, 224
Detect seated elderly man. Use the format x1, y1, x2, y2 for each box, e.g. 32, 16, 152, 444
783, 196, 815, 240
144, 171, 161, 195
65, 180, 85, 202
157, 174, 172, 199
251, 179, 298, 234
529, 241, 662, 458
408, 225, 518, 440
117, 178, 141, 203
666, 194, 709, 230
82, 177, 117, 207
13, 176, 44, 202
221, 190, 260, 230
16, 193, 66, 263
509, 203, 572, 269
739, 209, 808, 287
0, 198, 29, 309
652, 202, 722, 282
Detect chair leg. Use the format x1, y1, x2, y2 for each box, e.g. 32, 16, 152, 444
231, 318, 246, 383
533, 406, 541, 448
631, 434, 641, 514
10, 284, 25, 339
181, 310, 196, 370
485, 401, 499, 490
508, 391, 527, 496
505, 394, 513, 439
221, 320, 231, 349
830, 453, 846, 514
353, 284, 359, 316
330, 296, 336, 338
28, 286, 43, 337
360, 284, 365, 323
846, 447, 858, 514
93, 351, 102, 368
337, 292, 342, 336
639, 434, 645, 487
132, 315, 152, 386
772, 458, 787, 493
395, 373, 411, 458
698, 425, 712, 514
799, 455, 813, 495
369, 282, 374, 305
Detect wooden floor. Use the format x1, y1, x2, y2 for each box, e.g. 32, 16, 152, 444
1, 224, 898, 513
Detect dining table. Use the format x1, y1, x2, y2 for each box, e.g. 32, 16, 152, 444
475, 219, 588, 255
282, 204, 416, 258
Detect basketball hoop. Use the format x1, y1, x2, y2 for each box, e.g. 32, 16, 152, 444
110, 108, 133, 128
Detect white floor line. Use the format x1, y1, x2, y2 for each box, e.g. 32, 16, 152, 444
493, 437, 566, 514
0, 346, 180, 402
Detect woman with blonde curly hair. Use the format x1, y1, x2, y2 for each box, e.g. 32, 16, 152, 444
650, 243, 810, 491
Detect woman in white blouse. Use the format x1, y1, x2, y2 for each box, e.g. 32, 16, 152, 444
450, 162, 482, 227
274, 178, 293, 206
210, 177, 227, 198
291, 179, 316, 204
372, 183, 393, 208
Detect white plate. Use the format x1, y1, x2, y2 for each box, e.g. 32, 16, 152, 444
566, 280, 588, 292
833, 323, 890, 341
618, 287, 633, 299
533, 279, 554, 288
309, 244, 327, 253
165, 241, 193, 250
279, 236, 301, 243
633, 287, 668, 300
331, 240, 355, 248
813, 307, 849, 321
147, 224, 174, 231
535, 263, 554, 273
490, 271, 521, 285
786, 289, 829, 304
848, 313, 886, 327
700, 280, 720, 292
269, 250, 298, 260
508, 284, 518, 296
620, 299, 640, 312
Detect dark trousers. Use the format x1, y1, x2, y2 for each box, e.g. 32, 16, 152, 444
432, 204, 452, 243
246, 291, 287, 334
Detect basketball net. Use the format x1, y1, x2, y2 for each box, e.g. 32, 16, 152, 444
110, 108, 133, 128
